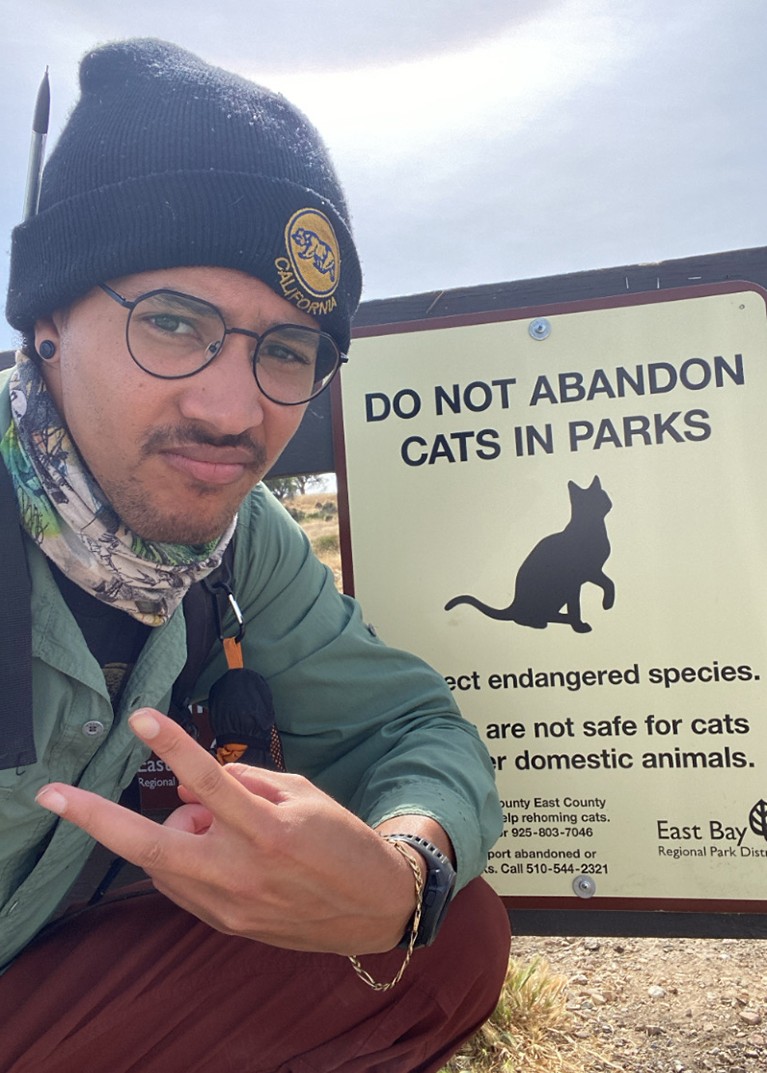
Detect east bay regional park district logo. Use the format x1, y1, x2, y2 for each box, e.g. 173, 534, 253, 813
279, 208, 340, 307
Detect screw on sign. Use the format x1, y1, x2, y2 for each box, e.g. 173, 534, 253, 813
748, 800, 767, 841
573, 875, 596, 899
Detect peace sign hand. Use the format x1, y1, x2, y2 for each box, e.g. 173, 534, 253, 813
36, 709, 420, 955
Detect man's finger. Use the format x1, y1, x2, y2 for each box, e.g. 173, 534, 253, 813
34, 710, 283, 868
35, 783, 180, 872
127, 709, 277, 831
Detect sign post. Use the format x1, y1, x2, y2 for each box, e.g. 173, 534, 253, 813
336, 282, 767, 920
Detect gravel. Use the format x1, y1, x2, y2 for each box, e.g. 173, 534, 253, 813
510, 932, 767, 1072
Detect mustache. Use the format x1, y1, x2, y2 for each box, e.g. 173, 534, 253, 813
141, 424, 267, 465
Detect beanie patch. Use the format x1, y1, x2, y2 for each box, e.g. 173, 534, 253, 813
284, 209, 340, 299
273, 207, 345, 323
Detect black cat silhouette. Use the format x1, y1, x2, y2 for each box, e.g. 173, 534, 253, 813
444, 476, 615, 633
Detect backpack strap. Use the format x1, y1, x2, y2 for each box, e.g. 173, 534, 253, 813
167, 538, 237, 731
0, 455, 36, 769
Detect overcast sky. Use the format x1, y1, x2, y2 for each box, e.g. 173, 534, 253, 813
0, 0, 765, 352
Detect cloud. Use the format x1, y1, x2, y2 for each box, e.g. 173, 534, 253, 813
0, 0, 765, 350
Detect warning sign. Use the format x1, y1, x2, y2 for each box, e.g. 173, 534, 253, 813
338, 284, 767, 909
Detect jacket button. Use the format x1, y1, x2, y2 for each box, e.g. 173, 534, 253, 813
82, 720, 106, 738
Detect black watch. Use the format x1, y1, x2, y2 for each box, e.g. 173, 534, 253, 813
387, 834, 457, 948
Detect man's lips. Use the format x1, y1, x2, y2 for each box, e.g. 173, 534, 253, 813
159, 445, 262, 486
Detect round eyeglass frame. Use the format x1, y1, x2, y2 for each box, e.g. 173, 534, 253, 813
98, 282, 346, 406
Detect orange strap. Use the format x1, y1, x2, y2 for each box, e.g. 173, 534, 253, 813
223, 636, 244, 670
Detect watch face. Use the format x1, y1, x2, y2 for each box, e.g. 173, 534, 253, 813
386, 835, 457, 947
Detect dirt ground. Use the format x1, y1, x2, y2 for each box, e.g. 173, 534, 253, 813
510, 932, 767, 1072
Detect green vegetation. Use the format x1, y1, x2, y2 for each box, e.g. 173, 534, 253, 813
264, 475, 316, 501
313, 533, 339, 554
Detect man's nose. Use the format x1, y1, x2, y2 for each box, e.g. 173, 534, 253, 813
178, 334, 264, 432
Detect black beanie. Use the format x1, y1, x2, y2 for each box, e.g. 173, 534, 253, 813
6, 39, 362, 354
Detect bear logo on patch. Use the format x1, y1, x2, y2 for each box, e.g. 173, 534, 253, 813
285, 209, 340, 298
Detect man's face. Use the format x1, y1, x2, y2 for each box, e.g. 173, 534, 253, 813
35, 267, 312, 544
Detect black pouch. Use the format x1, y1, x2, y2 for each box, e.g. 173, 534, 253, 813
208, 663, 285, 772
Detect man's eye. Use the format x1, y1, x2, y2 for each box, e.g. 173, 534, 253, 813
148, 314, 197, 336
261, 343, 312, 366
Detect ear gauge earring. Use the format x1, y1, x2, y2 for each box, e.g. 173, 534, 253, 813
38, 340, 57, 360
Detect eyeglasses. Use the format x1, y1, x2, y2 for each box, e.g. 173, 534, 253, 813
98, 283, 346, 406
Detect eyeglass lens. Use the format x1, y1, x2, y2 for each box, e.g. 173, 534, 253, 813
125, 290, 339, 403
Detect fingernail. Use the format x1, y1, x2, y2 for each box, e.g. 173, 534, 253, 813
129, 710, 161, 740
36, 787, 68, 815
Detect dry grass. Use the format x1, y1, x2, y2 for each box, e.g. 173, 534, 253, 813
441, 956, 609, 1073
287, 492, 342, 588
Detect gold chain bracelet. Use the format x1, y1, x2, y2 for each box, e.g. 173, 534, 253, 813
347, 838, 424, 991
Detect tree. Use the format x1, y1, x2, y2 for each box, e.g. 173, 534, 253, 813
264, 475, 324, 501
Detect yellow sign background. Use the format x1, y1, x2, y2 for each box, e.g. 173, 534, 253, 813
340, 287, 767, 905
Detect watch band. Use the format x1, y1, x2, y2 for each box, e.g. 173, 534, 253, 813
384, 834, 457, 948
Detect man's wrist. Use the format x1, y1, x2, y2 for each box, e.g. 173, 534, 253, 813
383, 834, 456, 948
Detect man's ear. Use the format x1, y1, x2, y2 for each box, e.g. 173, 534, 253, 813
33, 315, 63, 362
32, 313, 68, 408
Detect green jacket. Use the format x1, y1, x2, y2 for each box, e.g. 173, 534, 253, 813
0, 376, 502, 970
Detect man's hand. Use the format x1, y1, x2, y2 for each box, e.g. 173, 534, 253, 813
35, 709, 429, 955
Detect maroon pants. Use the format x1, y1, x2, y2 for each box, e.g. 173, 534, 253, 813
1, 878, 510, 1073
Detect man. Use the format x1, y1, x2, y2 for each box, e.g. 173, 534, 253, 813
0, 39, 510, 1072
